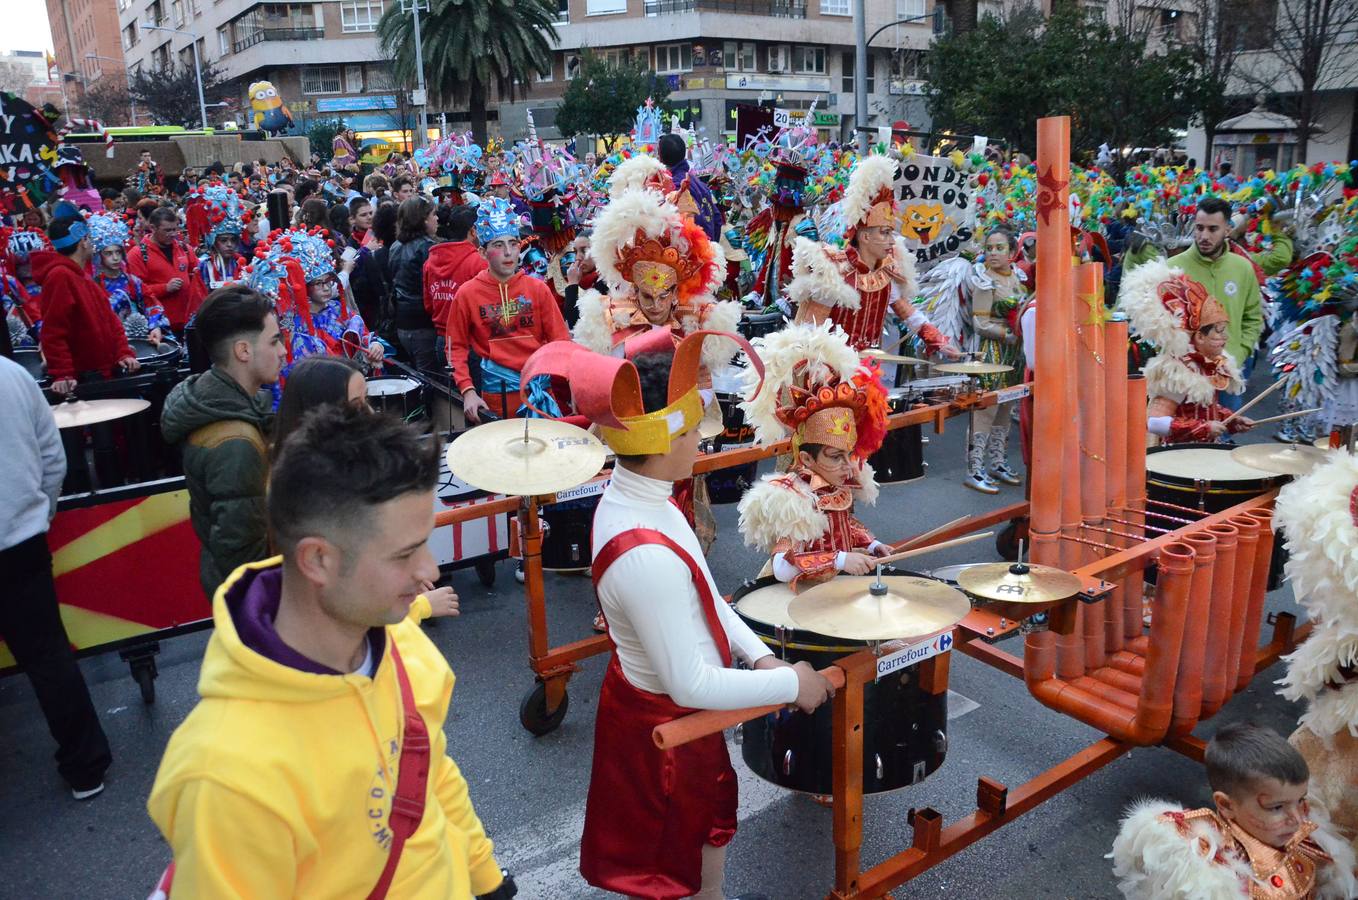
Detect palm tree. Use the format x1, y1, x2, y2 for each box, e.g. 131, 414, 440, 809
378, 0, 558, 144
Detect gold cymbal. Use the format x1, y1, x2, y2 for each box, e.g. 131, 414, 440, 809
788, 575, 970, 641
933, 361, 1015, 376
50, 398, 150, 429
445, 418, 607, 497
1230, 442, 1328, 477
863, 348, 929, 366
955, 562, 1083, 604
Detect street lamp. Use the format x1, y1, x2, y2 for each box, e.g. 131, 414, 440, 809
852, 6, 947, 153
84, 53, 138, 125
143, 21, 208, 131
399, 0, 430, 151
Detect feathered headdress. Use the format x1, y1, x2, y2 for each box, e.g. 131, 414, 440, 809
588, 188, 722, 304
1118, 257, 1228, 357
840, 154, 898, 239
607, 154, 673, 199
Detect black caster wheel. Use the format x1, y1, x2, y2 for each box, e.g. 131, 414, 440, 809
133, 663, 156, 704
519, 682, 569, 736
475, 558, 496, 587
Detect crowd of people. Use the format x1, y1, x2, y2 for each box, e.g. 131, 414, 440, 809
2, 106, 1358, 899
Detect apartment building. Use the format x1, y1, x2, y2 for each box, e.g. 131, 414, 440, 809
0, 50, 66, 110
47, 0, 130, 107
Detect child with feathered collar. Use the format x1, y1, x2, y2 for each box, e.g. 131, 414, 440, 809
1110, 722, 1356, 900
736, 322, 893, 586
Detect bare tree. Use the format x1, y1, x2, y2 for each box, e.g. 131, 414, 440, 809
0, 60, 34, 95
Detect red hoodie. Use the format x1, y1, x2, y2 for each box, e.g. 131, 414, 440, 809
32, 250, 134, 381
424, 240, 488, 337
126, 234, 206, 330
446, 270, 569, 395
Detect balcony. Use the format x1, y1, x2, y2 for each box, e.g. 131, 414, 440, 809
644, 0, 807, 17
232, 27, 324, 53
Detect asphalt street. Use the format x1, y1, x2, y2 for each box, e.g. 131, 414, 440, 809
0, 372, 1310, 900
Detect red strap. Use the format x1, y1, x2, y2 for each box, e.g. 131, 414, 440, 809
592, 528, 731, 668
366, 641, 431, 900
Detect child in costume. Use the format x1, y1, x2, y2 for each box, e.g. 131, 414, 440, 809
1, 228, 48, 348
737, 321, 893, 585
88, 212, 167, 344
1118, 258, 1255, 444
1110, 721, 1356, 899
192, 184, 250, 290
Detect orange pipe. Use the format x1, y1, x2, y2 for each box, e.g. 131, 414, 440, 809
1171, 531, 1216, 735
1072, 675, 1140, 709
1058, 305, 1085, 681
1202, 522, 1240, 718
1076, 264, 1107, 671
1109, 651, 1146, 678
1224, 515, 1261, 692
1126, 636, 1150, 657
1103, 318, 1130, 653
1026, 542, 1195, 745
1235, 509, 1276, 693
1088, 665, 1142, 695
1122, 376, 1149, 645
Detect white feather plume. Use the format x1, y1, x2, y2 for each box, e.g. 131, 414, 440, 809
853, 461, 879, 506
1108, 799, 1251, 900
607, 155, 668, 199
914, 254, 975, 346
890, 236, 919, 305
786, 237, 859, 310
588, 189, 680, 294
1275, 450, 1358, 625
570, 288, 615, 354
839, 154, 898, 230
693, 298, 744, 375
1142, 353, 1244, 406
737, 473, 827, 552
1118, 257, 1191, 357
737, 320, 860, 445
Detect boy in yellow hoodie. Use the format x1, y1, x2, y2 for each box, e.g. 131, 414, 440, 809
147, 406, 516, 899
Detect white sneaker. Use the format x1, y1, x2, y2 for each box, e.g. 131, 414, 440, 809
72, 783, 104, 801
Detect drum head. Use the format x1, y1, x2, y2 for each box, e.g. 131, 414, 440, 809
734, 581, 798, 628
928, 563, 990, 585
130, 337, 179, 362
1146, 445, 1269, 483
367, 376, 422, 396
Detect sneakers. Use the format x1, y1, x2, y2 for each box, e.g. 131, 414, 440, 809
514, 560, 525, 584
987, 427, 1023, 485
965, 433, 1000, 494
72, 783, 104, 801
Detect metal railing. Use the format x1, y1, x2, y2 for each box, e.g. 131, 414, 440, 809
232, 26, 324, 53
643, 0, 807, 17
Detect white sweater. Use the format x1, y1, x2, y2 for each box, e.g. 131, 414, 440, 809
593, 465, 799, 710
0, 356, 66, 550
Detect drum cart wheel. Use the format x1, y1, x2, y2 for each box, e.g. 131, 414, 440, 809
120, 643, 161, 704
519, 680, 569, 736
474, 558, 496, 587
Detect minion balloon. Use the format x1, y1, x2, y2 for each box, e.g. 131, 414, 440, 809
248, 81, 294, 135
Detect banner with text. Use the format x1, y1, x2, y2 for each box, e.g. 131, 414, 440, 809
894, 155, 974, 265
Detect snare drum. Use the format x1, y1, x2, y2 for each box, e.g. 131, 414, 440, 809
540, 494, 601, 571
130, 337, 182, 375
733, 573, 949, 795
869, 389, 925, 483
900, 374, 971, 405
739, 311, 785, 342
366, 376, 424, 419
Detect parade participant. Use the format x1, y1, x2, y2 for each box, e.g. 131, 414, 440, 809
281, 228, 384, 371
486, 172, 512, 202
571, 186, 740, 387
737, 321, 892, 584
88, 212, 167, 344
526, 187, 579, 310
1119, 258, 1254, 443
747, 154, 819, 310
388, 197, 440, 373
350, 196, 374, 246
1110, 722, 1355, 899
964, 228, 1027, 494
2, 257, 40, 349
148, 405, 515, 899
519, 330, 831, 899
33, 212, 139, 395
193, 185, 250, 291
161, 286, 282, 598
4, 226, 50, 302
446, 197, 570, 422
331, 126, 359, 173
127, 206, 205, 334
0, 353, 112, 800
789, 155, 958, 357
1274, 450, 1358, 858
1, 228, 50, 347
658, 132, 723, 242
425, 204, 487, 358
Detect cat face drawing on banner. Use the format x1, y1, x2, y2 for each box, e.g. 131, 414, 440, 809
894, 156, 975, 267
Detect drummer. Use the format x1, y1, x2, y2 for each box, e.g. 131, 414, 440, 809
1119, 259, 1255, 444
195, 185, 250, 290
88, 212, 168, 346
737, 321, 894, 585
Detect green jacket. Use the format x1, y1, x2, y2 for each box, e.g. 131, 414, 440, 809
1249, 233, 1294, 276
1168, 245, 1263, 367
161, 368, 273, 599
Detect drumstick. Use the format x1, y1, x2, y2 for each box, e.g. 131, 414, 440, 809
1222, 379, 1286, 424
653, 666, 848, 750
892, 515, 970, 554
870, 530, 994, 569
1240, 407, 1322, 427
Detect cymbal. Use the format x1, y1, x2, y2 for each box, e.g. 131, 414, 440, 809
933, 361, 1014, 376
863, 348, 929, 366
788, 575, 970, 641
955, 562, 1083, 604
445, 418, 607, 497
1230, 442, 1328, 477
50, 397, 150, 429
698, 400, 725, 440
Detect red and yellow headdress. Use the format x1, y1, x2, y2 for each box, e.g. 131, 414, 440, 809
589, 187, 723, 306
840, 154, 899, 241
1119, 258, 1228, 358
522, 326, 762, 457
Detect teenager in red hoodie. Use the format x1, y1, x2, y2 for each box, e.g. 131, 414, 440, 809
34, 215, 138, 394
126, 207, 205, 333
424, 204, 487, 358
446, 198, 569, 422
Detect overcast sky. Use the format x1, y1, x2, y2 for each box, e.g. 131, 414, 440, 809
7, 2, 55, 56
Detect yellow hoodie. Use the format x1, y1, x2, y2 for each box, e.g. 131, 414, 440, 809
147, 558, 503, 898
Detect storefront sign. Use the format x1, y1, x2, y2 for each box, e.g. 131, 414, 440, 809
726, 73, 831, 93
315, 95, 398, 113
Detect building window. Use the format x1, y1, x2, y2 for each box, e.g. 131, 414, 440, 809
217, 24, 229, 54
188, 0, 199, 15
536, 58, 554, 82
171, 0, 185, 26
841, 50, 875, 93
891, 48, 925, 79
178, 45, 193, 68
345, 64, 363, 92
152, 42, 170, 70
148, 0, 163, 25
793, 45, 825, 74
821, 0, 849, 14
366, 65, 397, 90
302, 65, 343, 94
896, 0, 925, 16
586, 0, 627, 14
655, 42, 692, 73
123, 21, 139, 50
340, 0, 384, 33
723, 40, 755, 70
554, 0, 569, 22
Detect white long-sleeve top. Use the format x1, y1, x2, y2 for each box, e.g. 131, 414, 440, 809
593, 465, 799, 710
0, 356, 66, 551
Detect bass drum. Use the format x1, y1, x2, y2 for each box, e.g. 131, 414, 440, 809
733, 573, 949, 795
539, 494, 601, 572
366, 376, 425, 421
868, 389, 925, 483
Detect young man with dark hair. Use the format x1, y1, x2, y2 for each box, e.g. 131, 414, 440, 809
32, 212, 138, 395
392, 175, 416, 203
126, 206, 205, 333
148, 406, 516, 899
161, 286, 285, 598
425, 204, 487, 354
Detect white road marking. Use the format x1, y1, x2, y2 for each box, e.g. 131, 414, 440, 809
947, 689, 980, 720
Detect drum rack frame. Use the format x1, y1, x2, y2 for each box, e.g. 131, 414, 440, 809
431, 386, 1023, 735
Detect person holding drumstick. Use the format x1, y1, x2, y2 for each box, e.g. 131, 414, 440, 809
1119, 259, 1254, 444
737, 321, 894, 586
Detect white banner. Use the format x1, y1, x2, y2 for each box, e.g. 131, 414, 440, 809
894, 155, 975, 265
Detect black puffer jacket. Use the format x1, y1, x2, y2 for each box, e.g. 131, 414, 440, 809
386, 235, 436, 330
